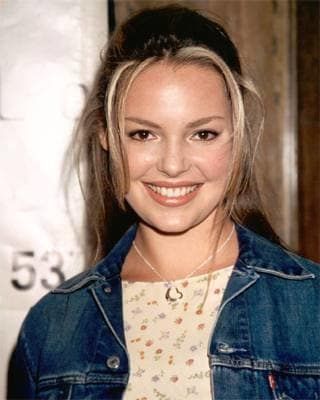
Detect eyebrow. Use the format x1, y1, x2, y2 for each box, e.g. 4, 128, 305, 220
125, 115, 225, 129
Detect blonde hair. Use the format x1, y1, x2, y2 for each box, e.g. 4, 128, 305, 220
69, 5, 277, 265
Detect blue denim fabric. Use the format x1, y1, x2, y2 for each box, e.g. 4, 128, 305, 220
8, 224, 320, 399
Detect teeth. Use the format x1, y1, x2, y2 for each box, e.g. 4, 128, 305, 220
148, 184, 198, 198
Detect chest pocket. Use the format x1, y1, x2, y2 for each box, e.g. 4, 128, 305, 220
268, 373, 320, 400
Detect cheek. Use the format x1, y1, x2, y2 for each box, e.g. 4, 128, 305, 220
198, 145, 232, 180
127, 149, 155, 179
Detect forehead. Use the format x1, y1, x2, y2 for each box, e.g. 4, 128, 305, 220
124, 61, 230, 119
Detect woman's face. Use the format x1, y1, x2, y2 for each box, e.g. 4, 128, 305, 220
122, 61, 233, 234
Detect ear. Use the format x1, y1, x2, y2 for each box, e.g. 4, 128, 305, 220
99, 130, 108, 151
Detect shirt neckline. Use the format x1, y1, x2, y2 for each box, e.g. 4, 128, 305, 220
122, 264, 234, 285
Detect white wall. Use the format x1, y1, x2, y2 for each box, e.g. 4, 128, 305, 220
0, 1, 108, 397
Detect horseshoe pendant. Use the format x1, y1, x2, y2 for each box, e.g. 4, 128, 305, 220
165, 286, 183, 302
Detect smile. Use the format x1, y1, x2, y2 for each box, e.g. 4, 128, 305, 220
147, 184, 198, 198
144, 182, 202, 207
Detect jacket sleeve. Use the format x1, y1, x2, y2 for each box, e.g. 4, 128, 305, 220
7, 330, 37, 399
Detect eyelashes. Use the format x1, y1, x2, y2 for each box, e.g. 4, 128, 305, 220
128, 130, 156, 141
127, 129, 221, 142
191, 130, 220, 141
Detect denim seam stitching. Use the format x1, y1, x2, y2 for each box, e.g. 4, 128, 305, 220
253, 266, 315, 280
38, 373, 128, 388
52, 275, 105, 293
20, 330, 37, 389
209, 358, 320, 375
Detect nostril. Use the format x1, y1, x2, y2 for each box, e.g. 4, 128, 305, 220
158, 154, 190, 177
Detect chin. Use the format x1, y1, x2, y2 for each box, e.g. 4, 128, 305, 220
141, 215, 202, 235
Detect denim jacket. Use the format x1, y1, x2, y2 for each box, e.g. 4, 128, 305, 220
8, 224, 320, 400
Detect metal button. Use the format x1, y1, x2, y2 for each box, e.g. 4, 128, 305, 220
106, 355, 120, 369
104, 286, 112, 294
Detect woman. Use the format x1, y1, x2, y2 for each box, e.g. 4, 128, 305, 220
8, 4, 320, 400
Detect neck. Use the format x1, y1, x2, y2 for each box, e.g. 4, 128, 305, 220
122, 214, 238, 282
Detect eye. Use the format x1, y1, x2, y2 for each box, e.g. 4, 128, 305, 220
191, 130, 220, 141
128, 130, 156, 141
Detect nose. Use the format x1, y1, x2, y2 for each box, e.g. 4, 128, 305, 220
157, 141, 190, 177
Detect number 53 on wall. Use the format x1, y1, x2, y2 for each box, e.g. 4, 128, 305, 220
11, 250, 66, 291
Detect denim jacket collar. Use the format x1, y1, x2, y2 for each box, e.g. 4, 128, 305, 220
234, 224, 314, 279
55, 223, 314, 294
94, 223, 315, 281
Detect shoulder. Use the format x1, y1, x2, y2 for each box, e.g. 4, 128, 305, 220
233, 225, 320, 330
236, 223, 320, 279
20, 267, 110, 342
17, 224, 137, 343
43, 224, 138, 295
14, 268, 108, 379
18, 273, 96, 348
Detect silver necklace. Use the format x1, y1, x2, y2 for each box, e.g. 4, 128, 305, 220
132, 224, 235, 303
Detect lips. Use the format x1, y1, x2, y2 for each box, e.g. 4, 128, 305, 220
147, 184, 198, 198
144, 182, 202, 206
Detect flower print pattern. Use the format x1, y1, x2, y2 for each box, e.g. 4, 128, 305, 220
159, 331, 170, 340
192, 288, 204, 298
173, 331, 187, 349
124, 321, 131, 332
170, 375, 179, 383
186, 386, 199, 396
133, 367, 145, 377
122, 265, 233, 399
132, 307, 143, 315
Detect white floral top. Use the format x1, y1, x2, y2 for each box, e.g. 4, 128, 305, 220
122, 265, 233, 400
